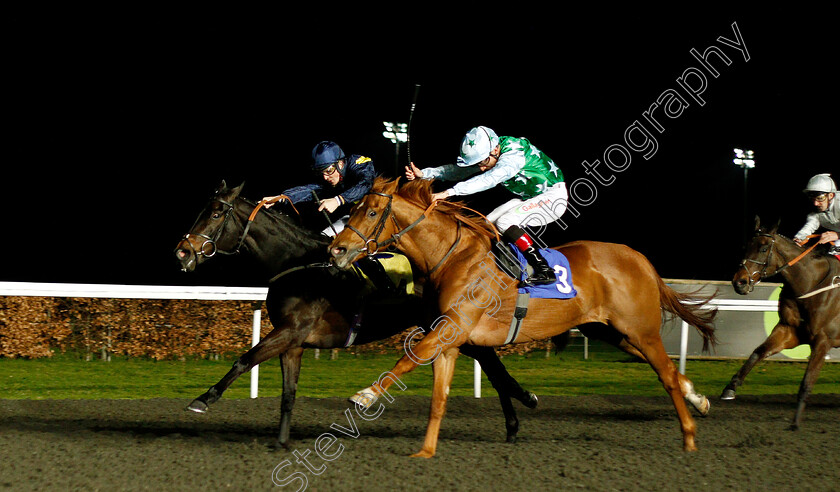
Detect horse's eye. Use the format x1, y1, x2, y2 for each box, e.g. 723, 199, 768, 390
212, 213, 222, 219
759, 246, 769, 253
367, 210, 377, 218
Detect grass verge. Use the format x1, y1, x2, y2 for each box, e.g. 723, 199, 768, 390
3, 341, 839, 400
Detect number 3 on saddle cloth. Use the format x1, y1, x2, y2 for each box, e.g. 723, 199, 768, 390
501, 244, 578, 299
493, 243, 578, 344
344, 252, 416, 347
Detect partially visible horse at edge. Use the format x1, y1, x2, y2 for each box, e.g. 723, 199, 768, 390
329, 177, 719, 456
723, 216, 840, 429
174, 180, 540, 447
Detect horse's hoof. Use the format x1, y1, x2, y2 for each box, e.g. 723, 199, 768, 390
349, 389, 378, 409
506, 435, 517, 444
409, 449, 435, 458
186, 400, 208, 413
696, 396, 711, 417
269, 440, 292, 451
720, 388, 736, 400
524, 392, 538, 409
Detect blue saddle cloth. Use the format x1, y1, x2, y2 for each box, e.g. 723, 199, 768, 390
507, 245, 578, 299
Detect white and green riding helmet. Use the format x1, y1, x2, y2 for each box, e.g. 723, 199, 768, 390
803, 173, 837, 194
457, 126, 500, 167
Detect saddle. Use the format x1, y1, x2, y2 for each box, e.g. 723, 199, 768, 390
490, 241, 577, 345
491, 242, 577, 299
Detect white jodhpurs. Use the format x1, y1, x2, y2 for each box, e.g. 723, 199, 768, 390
322, 216, 348, 237
487, 182, 569, 232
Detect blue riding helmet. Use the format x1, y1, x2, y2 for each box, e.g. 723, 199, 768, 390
312, 141, 346, 171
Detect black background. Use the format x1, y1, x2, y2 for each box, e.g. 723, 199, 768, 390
4, 7, 834, 286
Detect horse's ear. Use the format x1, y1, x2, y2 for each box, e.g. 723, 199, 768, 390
769, 218, 781, 234
754, 215, 761, 232
231, 181, 245, 198
215, 180, 228, 195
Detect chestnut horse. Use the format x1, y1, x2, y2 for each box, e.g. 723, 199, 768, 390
174, 180, 539, 447
329, 177, 718, 456
723, 216, 840, 429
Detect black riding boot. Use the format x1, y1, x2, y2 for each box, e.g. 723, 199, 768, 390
519, 246, 556, 286
503, 225, 556, 287
355, 256, 398, 295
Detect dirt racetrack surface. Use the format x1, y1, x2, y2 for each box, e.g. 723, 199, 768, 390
2, 394, 839, 491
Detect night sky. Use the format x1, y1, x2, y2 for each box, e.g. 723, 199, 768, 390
4, 7, 834, 287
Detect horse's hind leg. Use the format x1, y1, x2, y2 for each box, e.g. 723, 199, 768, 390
579, 324, 710, 416
627, 331, 698, 451
720, 322, 799, 400
277, 347, 304, 447
460, 345, 538, 444
791, 335, 830, 430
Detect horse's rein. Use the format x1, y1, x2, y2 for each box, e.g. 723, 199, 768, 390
784, 234, 821, 269
450, 202, 501, 243
182, 195, 299, 259
741, 233, 838, 298
249, 194, 299, 221
345, 192, 498, 276
236, 195, 300, 252
790, 234, 840, 299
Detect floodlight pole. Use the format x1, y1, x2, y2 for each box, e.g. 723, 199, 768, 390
733, 148, 755, 245
383, 121, 408, 178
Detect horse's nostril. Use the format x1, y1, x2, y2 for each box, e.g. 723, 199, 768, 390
332, 247, 346, 257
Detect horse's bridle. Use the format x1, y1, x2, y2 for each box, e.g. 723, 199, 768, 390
737, 233, 786, 291
738, 232, 825, 292
179, 196, 260, 261
343, 191, 460, 274
345, 192, 402, 254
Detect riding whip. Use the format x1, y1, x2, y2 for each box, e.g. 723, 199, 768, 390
311, 190, 339, 236
407, 83, 421, 168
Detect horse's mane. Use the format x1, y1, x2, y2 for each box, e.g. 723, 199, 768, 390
237, 196, 330, 243
372, 177, 499, 241
762, 227, 833, 260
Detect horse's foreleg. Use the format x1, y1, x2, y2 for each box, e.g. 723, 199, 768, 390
187, 327, 296, 413
411, 347, 460, 459
720, 323, 799, 400
791, 335, 830, 430
277, 347, 304, 448
351, 322, 469, 458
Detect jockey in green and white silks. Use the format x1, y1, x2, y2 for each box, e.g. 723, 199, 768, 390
405, 126, 568, 286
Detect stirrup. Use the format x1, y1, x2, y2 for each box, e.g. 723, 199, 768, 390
520, 271, 556, 287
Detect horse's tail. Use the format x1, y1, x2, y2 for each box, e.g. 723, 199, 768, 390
657, 277, 719, 353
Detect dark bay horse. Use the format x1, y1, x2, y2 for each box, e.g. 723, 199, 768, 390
329, 177, 718, 456
723, 216, 840, 428
174, 180, 538, 447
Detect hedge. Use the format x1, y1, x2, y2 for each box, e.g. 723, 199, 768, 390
0, 296, 551, 360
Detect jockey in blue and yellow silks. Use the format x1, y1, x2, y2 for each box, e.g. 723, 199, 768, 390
264, 141, 376, 236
